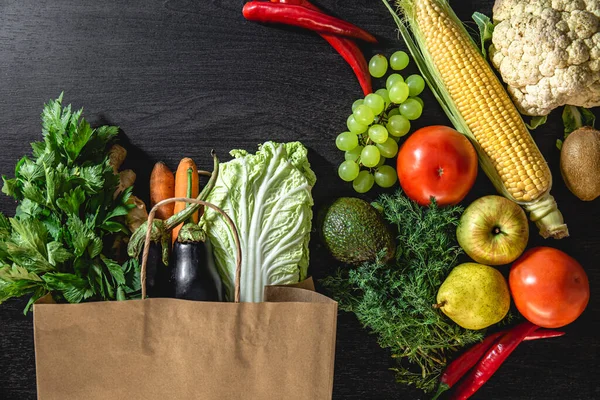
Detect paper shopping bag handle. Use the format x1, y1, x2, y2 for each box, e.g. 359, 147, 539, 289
142, 197, 242, 302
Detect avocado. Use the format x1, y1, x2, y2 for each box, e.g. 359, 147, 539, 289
320, 197, 395, 265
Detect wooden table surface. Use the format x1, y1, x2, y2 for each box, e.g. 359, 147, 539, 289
0, 1, 598, 399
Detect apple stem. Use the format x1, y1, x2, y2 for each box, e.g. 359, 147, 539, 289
492, 226, 502, 235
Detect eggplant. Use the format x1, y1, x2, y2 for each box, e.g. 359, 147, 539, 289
142, 242, 172, 298
170, 239, 222, 301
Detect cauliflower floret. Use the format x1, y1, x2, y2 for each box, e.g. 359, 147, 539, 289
490, 0, 600, 115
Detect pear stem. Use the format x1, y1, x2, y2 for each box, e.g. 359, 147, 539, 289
432, 301, 446, 309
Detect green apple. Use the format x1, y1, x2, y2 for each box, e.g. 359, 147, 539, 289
457, 195, 528, 265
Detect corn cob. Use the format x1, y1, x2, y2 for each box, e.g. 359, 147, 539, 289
383, 0, 568, 239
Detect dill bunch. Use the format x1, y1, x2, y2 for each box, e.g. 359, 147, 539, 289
322, 190, 484, 392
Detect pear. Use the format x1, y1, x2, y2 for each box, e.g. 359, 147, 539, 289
436, 263, 510, 330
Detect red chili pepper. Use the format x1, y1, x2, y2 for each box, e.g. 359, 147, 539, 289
449, 321, 539, 400
431, 331, 505, 400
242, 1, 378, 43
320, 35, 372, 95
432, 326, 564, 399
523, 329, 565, 341
270, 0, 372, 95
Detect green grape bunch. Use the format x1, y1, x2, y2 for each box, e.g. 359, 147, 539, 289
336, 51, 426, 193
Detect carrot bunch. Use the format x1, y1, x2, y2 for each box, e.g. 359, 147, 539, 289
149, 158, 201, 244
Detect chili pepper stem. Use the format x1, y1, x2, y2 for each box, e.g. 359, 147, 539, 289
431, 383, 449, 400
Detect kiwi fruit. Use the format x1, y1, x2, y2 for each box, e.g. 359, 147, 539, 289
560, 127, 600, 201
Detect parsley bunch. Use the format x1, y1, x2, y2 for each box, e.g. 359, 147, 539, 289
0, 95, 140, 313
323, 191, 484, 392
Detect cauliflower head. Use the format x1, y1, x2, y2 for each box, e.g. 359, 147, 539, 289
490, 0, 600, 116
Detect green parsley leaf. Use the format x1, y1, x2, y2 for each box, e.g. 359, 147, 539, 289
22, 181, 45, 204
17, 156, 45, 182
10, 218, 48, 258
117, 286, 126, 301
102, 256, 126, 286
0, 278, 42, 304
103, 273, 115, 298
44, 164, 65, 207
46, 241, 73, 267
5, 243, 52, 273
42, 213, 63, 242
95, 125, 119, 143
88, 261, 107, 299
80, 125, 120, 163
36, 150, 57, 169
41, 93, 65, 138
23, 287, 48, 314
15, 199, 43, 219
65, 117, 94, 163
0, 264, 45, 307
0, 213, 11, 238
56, 187, 86, 216
1, 176, 19, 197
104, 205, 130, 222
100, 220, 127, 234
0, 264, 43, 283
66, 215, 95, 257
89, 237, 103, 259
121, 258, 141, 295
42, 272, 90, 303
79, 164, 106, 194
31, 141, 46, 158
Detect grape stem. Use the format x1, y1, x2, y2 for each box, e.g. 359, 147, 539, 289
375, 102, 398, 125
357, 101, 400, 169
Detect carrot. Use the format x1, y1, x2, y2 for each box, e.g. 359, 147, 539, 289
172, 158, 199, 243
150, 162, 175, 220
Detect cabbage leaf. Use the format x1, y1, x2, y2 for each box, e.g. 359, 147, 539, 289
203, 142, 316, 302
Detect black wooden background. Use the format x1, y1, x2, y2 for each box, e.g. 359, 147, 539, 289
0, 1, 598, 399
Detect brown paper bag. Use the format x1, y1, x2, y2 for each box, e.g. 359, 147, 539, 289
33, 198, 338, 400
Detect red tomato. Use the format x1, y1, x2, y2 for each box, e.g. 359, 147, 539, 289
396, 126, 477, 206
509, 247, 590, 328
